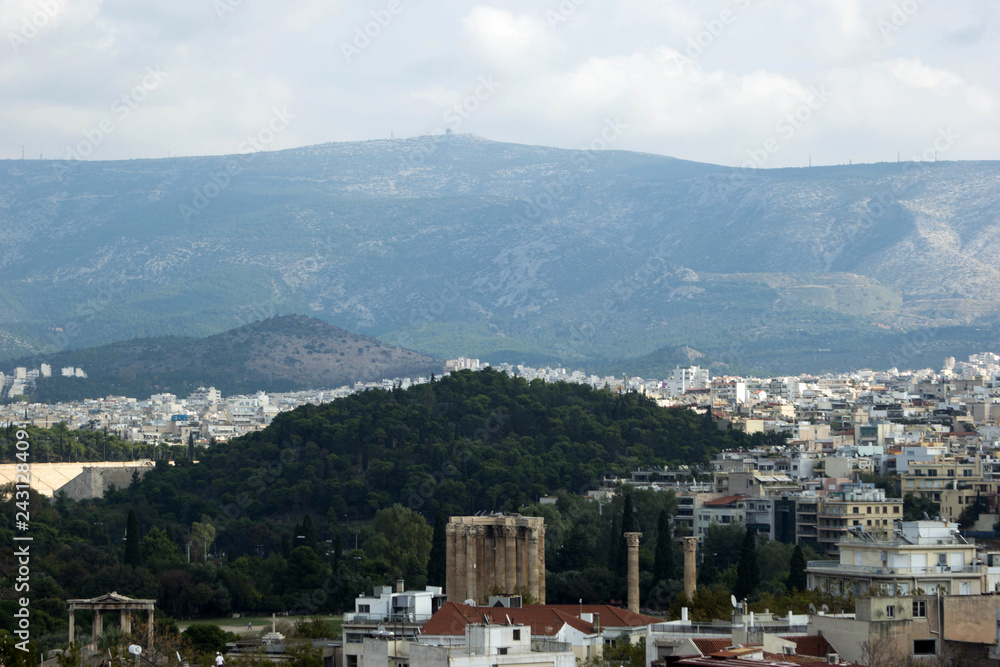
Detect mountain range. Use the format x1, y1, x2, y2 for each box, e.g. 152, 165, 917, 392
1, 134, 998, 375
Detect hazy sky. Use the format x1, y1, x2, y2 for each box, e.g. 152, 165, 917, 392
2, 0, 997, 167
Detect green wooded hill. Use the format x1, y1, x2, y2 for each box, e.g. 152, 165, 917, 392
129, 368, 769, 526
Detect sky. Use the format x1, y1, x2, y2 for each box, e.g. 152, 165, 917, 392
1, 0, 997, 167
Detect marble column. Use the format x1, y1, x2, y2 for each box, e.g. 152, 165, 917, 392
484, 526, 495, 595
538, 525, 546, 604
455, 525, 467, 602
93, 609, 103, 644
504, 526, 517, 593
683, 537, 698, 600
68, 608, 75, 645
121, 610, 131, 635
516, 527, 527, 593
473, 526, 485, 603
527, 529, 540, 602
625, 532, 642, 614
465, 525, 477, 602
446, 523, 457, 601
147, 606, 155, 648
494, 525, 506, 595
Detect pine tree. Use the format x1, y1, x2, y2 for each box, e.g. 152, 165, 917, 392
734, 528, 759, 601
124, 509, 141, 566
654, 509, 675, 582
788, 544, 807, 591
187, 433, 195, 461
427, 513, 447, 587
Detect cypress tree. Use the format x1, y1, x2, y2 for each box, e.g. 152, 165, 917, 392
788, 544, 807, 591
427, 513, 447, 587
654, 509, 675, 582
734, 527, 759, 601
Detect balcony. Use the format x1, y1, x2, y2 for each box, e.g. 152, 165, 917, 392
343, 612, 433, 623
806, 561, 983, 576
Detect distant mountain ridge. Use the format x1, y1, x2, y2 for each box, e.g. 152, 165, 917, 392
1, 135, 998, 373
6, 315, 443, 402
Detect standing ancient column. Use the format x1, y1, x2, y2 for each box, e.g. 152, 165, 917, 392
455, 524, 467, 602
504, 525, 517, 593
516, 526, 528, 593
624, 532, 642, 614
494, 524, 506, 594
446, 523, 457, 601
473, 526, 485, 603
527, 528, 540, 602
68, 607, 76, 646
484, 526, 495, 596
465, 525, 477, 602
537, 525, 546, 604
683, 537, 698, 600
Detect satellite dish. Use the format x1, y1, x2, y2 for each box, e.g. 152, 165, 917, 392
465, 599, 476, 606
821, 604, 830, 613
808, 603, 816, 614
128, 645, 142, 656
731, 595, 738, 608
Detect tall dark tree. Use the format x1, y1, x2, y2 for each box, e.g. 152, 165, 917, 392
614, 493, 638, 575
788, 544, 807, 591
187, 433, 195, 461
301, 514, 316, 550
427, 513, 447, 587
654, 509, 675, 582
734, 528, 759, 601
124, 509, 141, 566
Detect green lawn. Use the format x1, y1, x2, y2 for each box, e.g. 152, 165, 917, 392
175, 615, 343, 637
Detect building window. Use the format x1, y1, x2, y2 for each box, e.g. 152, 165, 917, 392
938, 553, 947, 566
358, 605, 370, 613
913, 600, 926, 618
894, 507, 900, 513
867, 507, 872, 514
913, 639, 936, 655
885, 605, 895, 619
853, 507, 860, 514
498, 648, 508, 656
513, 630, 520, 641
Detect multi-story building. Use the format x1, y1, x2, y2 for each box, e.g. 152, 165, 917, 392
343, 583, 447, 667
816, 486, 903, 557
807, 520, 992, 597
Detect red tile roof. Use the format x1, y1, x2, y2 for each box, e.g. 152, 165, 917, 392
704, 494, 746, 507
544, 604, 660, 627
421, 602, 601, 637
778, 635, 832, 658
691, 637, 734, 655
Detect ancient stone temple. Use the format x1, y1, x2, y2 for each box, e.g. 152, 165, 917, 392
445, 515, 545, 604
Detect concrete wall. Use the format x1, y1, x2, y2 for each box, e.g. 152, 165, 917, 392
61, 465, 153, 500
943, 596, 998, 644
